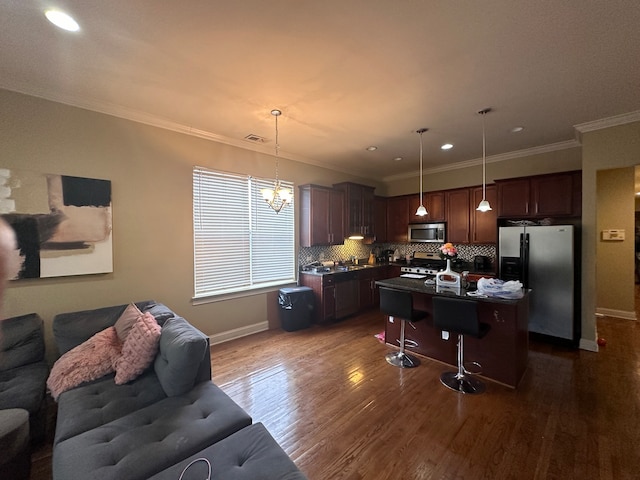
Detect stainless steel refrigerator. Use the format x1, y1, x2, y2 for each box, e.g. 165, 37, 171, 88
499, 225, 576, 342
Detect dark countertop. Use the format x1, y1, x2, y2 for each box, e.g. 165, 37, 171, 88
300, 261, 495, 278
376, 277, 528, 305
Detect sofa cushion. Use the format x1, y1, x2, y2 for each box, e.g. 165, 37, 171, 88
154, 316, 208, 397
0, 313, 44, 371
54, 369, 167, 445
53, 301, 158, 355
47, 327, 122, 400
52, 381, 252, 480
115, 312, 161, 385
114, 302, 143, 342
147, 422, 308, 480
0, 362, 49, 414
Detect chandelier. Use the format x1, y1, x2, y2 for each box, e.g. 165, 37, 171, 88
476, 108, 492, 212
261, 109, 292, 213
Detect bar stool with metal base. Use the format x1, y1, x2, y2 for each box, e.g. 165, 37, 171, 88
379, 287, 428, 368
432, 296, 491, 394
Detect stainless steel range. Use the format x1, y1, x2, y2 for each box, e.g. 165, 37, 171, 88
400, 252, 445, 278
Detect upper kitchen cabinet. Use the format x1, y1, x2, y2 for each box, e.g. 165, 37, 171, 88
299, 184, 344, 247
496, 171, 581, 218
470, 185, 498, 244
386, 195, 410, 243
374, 195, 388, 243
408, 191, 445, 223
333, 182, 375, 239
445, 188, 471, 244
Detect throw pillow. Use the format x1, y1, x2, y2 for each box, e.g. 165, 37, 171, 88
114, 311, 161, 385
47, 326, 121, 400
153, 316, 208, 396
114, 302, 143, 342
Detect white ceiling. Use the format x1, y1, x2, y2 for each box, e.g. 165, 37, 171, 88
2, 1, 640, 181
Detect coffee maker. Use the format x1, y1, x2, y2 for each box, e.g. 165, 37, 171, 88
473, 255, 492, 271
379, 249, 395, 263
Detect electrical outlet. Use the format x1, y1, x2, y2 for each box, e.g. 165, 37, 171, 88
442, 331, 449, 340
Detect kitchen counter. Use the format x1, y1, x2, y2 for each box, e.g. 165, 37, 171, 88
376, 277, 529, 388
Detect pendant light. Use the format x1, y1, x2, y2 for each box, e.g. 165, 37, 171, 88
415, 128, 429, 216
261, 109, 292, 213
476, 108, 492, 212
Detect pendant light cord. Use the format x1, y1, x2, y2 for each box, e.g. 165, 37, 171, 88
419, 130, 424, 204
482, 111, 486, 199
272, 109, 281, 183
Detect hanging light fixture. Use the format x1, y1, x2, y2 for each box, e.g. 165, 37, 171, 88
476, 108, 492, 212
415, 128, 429, 216
261, 109, 292, 213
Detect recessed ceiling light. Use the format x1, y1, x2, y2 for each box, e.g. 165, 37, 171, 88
365, 146, 378, 151
510, 126, 525, 133
441, 143, 454, 150
45, 10, 80, 32
393, 157, 403, 162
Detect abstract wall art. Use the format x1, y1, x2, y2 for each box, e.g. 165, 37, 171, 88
0, 168, 113, 279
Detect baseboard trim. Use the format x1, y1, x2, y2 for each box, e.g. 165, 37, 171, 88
595, 307, 637, 321
209, 321, 269, 346
579, 338, 599, 352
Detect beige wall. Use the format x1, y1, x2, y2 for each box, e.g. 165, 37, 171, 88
581, 121, 640, 347
596, 167, 635, 315
0, 89, 377, 356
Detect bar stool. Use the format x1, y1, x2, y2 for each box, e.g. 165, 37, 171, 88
432, 296, 491, 394
379, 287, 428, 368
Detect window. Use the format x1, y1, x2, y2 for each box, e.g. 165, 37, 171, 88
193, 166, 295, 299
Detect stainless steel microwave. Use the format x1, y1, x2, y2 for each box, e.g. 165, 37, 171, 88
408, 222, 446, 243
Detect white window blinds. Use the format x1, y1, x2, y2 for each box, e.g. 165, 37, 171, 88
193, 166, 295, 298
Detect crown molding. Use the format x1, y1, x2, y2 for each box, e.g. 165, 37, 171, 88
574, 110, 640, 135
382, 139, 581, 182
0, 82, 372, 179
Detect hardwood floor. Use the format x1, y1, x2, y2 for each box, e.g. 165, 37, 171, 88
30, 305, 640, 479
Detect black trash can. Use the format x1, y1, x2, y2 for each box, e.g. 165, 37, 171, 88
278, 286, 315, 332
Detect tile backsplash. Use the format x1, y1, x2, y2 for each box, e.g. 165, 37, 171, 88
299, 240, 495, 267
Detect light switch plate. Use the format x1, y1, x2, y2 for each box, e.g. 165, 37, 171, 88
442, 331, 449, 340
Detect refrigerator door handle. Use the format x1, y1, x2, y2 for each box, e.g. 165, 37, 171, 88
522, 233, 530, 288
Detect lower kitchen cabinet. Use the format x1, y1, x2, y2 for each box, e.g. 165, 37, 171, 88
300, 265, 402, 323
299, 273, 336, 323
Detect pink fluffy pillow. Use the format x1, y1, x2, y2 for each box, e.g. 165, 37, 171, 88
114, 311, 161, 385
47, 327, 122, 400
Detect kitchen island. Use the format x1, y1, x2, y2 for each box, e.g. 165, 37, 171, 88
376, 277, 530, 388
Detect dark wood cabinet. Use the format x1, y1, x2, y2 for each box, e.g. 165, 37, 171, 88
373, 196, 388, 243
386, 195, 409, 243
470, 185, 498, 244
445, 188, 471, 244
496, 171, 581, 218
408, 192, 445, 223
299, 184, 344, 247
333, 182, 375, 239
299, 273, 336, 323
358, 266, 390, 310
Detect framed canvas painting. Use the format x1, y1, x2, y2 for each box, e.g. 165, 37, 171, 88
0, 168, 113, 279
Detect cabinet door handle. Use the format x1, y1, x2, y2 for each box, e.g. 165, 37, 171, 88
525, 202, 529, 214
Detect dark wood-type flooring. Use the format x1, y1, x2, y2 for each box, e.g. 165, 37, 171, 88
30, 296, 640, 479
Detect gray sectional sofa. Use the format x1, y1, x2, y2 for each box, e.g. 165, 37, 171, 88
0, 313, 49, 444
51, 300, 307, 480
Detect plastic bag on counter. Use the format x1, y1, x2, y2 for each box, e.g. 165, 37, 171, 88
476, 277, 524, 299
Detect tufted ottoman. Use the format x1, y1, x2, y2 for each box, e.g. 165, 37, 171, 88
0, 408, 31, 480
147, 423, 308, 480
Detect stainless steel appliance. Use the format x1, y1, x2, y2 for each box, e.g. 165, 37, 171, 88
407, 222, 445, 243
499, 225, 576, 342
400, 252, 445, 281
